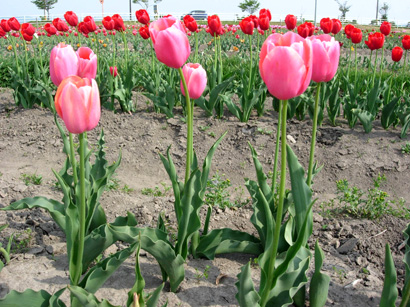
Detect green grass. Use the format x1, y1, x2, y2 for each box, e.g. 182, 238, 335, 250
21, 173, 42, 186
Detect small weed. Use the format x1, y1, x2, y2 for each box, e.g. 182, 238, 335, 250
257, 127, 273, 135
0, 224, 13, 270
321, 224, 328, 230
361, 267, 370, 275
107, 178, 120, 191
332, 266, 346, 283
21, 173, 42, 186
194, 265, 211, 282
141, 182, 171, 197
401, 142, 410, 154
240, 161, 247, 169
161, 124, 168, 130
319, 174, 409, 219
0, 172, 3, 177
11, 228, 33, 253
208, 131, 216, 138
199, 125, 211, 132
121, 184, 134, 194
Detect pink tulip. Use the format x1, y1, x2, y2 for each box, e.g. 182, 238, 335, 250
259, 31, 312, 100
55, 76, 100, 134
149, 16, 190, 68
180, 63, 207, 99
308, 34, 340, 83
76, 47, 97, 79
50, 43, 79, 87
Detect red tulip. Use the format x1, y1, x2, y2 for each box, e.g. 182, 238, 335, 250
139, 25, 150, 39
207, 15, 223, 36
249, 15, 259, 28
285, 14, 297, 30
1, 19, 11, 32
259, 31, 313, 100
149, 16, 191, 68
8, 17, 20, 31
55, 76, 100, 135
21, 23, 35, 36
392, 46, 403, 62
136, 9, 150, 25
112, 14, 125, 32
64, 11, 78, 27
258, 13, 270, 31
180, 63, 207, 99
183, 15, 198, 32
350, 27, 362, 44
297, 22, 314, 38
344, 24, 355, 39
331, 19, 342, 34
259, 8, 271, 21
240, 17, 254, 35
53, 18, 69, 32
44, 23, 57, 35
83, 16, 97, 33
102, 16, 115, 31
402, 35, 410, 50
0, 27, 5, 37
78, 22, 89, 35
380, 21, 391, 36
110, 66, 118, 77
365, 32, 384, 50
320, 17, 333, 34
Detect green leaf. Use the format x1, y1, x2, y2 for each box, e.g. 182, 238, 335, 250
127, 241, 145, 307
146, 283, 165, 307
309, 241, 330, 307
352, 109, 374, 133
381, 97, 400, 129
79, 242, 139, 294
1, 197, 66, 232
68, 286, 120, 307
287, 145, 312, 242
0, 288, 66, 307
248, 143, 272, 202
380, 244, 398, 307
195, 228, 262, 259
235, 262, 261, 307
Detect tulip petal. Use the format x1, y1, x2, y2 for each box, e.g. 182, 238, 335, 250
154, 26, 190, 68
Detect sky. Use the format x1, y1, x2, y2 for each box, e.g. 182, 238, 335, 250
1, 0, 410, 25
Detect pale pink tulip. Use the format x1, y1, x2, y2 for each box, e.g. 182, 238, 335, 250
180, 63, 207, 99
308, 34, 340, 83
149, 16, 190, 68
76, 47, 97, 79
259, 31, 312, 100
55, 76, 100, 134
50, 43, 78, 87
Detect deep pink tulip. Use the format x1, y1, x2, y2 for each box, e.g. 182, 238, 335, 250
76, 47, 97, 79
259, 31, 312, 100
50, 43, 79, 87
55, 76, 100, 134
180, 63, 207, 99
308, 34, 340, 83
149, 16, 190, 69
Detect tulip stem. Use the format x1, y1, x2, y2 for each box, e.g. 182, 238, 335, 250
260, 99, 288, 307
69, 133, 78, 186
372, 50, 378, 87
10, 35, 21, 75
271, 100, 282, 196
178, 67, 193, 185
194, 31, 198, 62
354, 45, 358, 85
307, 82, 321, 187
380, 45, 385, 77
248, 34, 253, 95
72, 132, 86, 287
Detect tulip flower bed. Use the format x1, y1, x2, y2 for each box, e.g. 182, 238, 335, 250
0, 10, 409, 307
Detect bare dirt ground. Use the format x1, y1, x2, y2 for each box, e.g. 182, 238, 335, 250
0, 87, 409, 306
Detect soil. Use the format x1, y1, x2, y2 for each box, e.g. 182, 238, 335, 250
0, 87, 409, 306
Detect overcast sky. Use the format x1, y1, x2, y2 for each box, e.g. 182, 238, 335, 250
1, 0, 409, 25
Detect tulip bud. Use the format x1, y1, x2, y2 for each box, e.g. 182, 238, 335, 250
76, 47, 97, 79
392, 46, 403, 62
180, 63, 207, 99
50, 43, 79, 87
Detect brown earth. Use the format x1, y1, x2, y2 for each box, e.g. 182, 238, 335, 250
0, 87, 409, 306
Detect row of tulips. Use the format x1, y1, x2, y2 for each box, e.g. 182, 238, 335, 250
1, 9, 410, 307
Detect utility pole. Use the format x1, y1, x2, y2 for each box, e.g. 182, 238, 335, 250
314, 0, 317, 26
376, 0, 379, 24
129, 0, 132, 20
